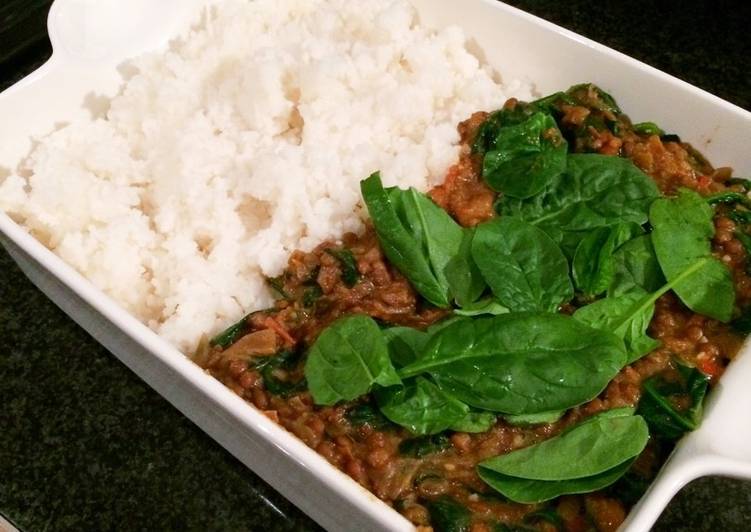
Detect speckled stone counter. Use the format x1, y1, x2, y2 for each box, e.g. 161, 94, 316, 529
1, 1, 749, 530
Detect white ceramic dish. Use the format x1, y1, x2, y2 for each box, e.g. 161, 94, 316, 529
1, 1, 750, 530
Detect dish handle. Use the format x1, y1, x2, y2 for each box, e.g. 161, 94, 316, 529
621, 348, 751, 531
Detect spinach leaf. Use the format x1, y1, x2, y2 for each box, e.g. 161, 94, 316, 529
632, 122, 665, 136
504, 410, 565, 427
426, 497, 471, 532
345, 404, 393, 430
361, 172, 463, 307
267, 276, 292, 300
477, 411, 648, 503
471, 217, 573, 313
481, 112, 568, 199
480, 411, 647, 480
735, 230, 751, 259
302, 285, 323, 307
324, 248, 359, 287
478, 459, 634, 504
637, 363, 710, 440
450, 411, 497, 433
524, 508, 564, 530
376, 377, 469, 435
650, 188, 735, 322
399, 434, 452, 457
381, 326, 430, 369
566, 83, 622, 115
574, 290, 660, 364
453, 297, 510, 317
305, 314, 401, 405
497, 154, 660, 234
726, 177, 751, 191
211, 314, 251, 348
609, 234, 666, 297
445, 228, 486, 307
572, 222, 643, 297
252, 350, 306, 396
399, 313, 627, 414
707, 191, 751, 210
731, 306, 751, 335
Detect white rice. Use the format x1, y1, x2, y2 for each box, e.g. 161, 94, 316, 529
0, 0, 531, 353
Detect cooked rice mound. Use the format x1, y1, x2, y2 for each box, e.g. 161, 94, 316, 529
0, 0, 530, 352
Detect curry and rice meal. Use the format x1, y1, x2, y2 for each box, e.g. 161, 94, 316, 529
1, 1, 749, 532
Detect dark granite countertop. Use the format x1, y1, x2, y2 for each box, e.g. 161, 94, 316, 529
1, 1, 749, 531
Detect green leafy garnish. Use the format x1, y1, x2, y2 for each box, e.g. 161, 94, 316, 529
210, 314, 250, 348
650, 188, 735, 321
376, 377, 469, 435
471, 217, 573, 313
481, 112, 568, 199
251, 350, 306, 396
637, 363, 710, 440
632, 122, 665, 136
361, 172, 463, 307
445, 227, 486, 308
574, 290, 660, 364
425, 497, 471, 532
572, 222, 643, 298
305, 314, 401, 405
478, 410, 648, 503
449, 411, 497, 433
504, 410, 565, 427
398, 313, 626, 415
497, 154, 660, 245
325, 248, 360, 287
609, 234, 666, 297
345, 404, 394, 430
398, 434, 452, 458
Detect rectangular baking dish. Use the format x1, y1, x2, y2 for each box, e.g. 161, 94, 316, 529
1, 1, 750, 530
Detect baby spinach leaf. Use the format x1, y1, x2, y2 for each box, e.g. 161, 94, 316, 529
345, 404, 394, 430
478, 458, 634, 504
471, 217, 573, 313
381, 326, 430, 369
450, 411, 497, 433
211, 314, 251, 348
376, 377, 469, 435
252, 350, 307, 396
426, 497, 471, 532
609, 234, 666, 297
497, 154, 660, 234
566, 83, 622, 115
453, 297, 510, 317
726, 177, 751, 191
504, 410, 565, 427
445, 228, 486, 307
361, 172, 463, 307
480, 411, 648, 481
632, 122, 665, 136
398, 313, 627, 414
650, 188, 735, 322
324, 248, 359, 287
706, 191, 751, 210
731, 306, 751, 335
481, 112, 568, 199
637, 363, 710, 440
524, 508, 564, 530
574, 290, 660, 364
573, 223, 643, 297
305, 314, 401, 405
399, 434, 452, 457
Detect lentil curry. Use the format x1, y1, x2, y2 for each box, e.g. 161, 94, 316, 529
194, 84, 750, 532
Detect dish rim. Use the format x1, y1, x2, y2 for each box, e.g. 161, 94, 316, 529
1, 1, 750, 531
